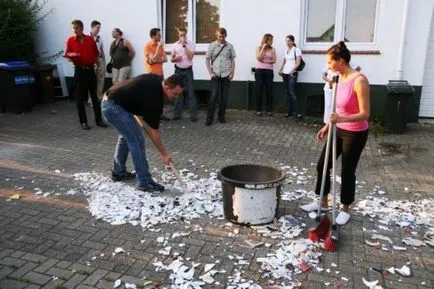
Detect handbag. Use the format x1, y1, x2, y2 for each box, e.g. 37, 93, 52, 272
294, 49, 305, 71
106, 39, 123, 73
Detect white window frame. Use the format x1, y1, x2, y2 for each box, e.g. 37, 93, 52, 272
160, 0, 220, 51
301, 0, 381, 50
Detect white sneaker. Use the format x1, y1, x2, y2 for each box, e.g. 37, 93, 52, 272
335, 211, 351, 225
299, 201, 329, 212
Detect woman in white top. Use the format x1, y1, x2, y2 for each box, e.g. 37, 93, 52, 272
278, 35, 303, 118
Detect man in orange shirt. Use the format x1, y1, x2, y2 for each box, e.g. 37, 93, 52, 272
144, 28, 166, 76
144, 28, 171, 120
64, 19, 107, 130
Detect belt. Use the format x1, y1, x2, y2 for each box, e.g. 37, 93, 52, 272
175, 65, 192, 71
75, 65, 94, 70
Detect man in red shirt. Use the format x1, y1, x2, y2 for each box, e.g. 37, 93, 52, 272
64, 19, 107, 130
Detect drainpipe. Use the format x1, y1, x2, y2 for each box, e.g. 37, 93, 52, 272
395, 0, 410, 80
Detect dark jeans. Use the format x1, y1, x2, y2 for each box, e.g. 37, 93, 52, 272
282, 72, 300, 115
207, 76, 230, 121
315, 128, 369, 205
174, 67, 197, 119
254, 68, 274, 112
74, 67, 102, 124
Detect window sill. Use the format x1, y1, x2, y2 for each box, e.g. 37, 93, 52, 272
302, 50, 381, 55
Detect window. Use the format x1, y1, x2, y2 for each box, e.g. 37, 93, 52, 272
163, 0, 220, 44
305, 0, 378, 44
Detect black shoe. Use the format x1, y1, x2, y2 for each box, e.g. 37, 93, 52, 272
205, 120, 212, 126
160, 116, 171, 121
96, 120, 108, 127
171, 116, 181, 121
81, 123, 91, 130
136, 180, 165, 192
111, 171, 136, 182
218, 118, 226, 123
284, 113, 292, 117
191, 117, 198, 122
256, 112, 262, 116
296, 114, 303, 119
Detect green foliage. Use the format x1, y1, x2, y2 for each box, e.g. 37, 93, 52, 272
0, 0, 52, 62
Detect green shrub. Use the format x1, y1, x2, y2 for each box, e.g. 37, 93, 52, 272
0, 0, 51, 62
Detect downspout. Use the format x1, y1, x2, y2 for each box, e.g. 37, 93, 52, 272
395, 0, 410, 80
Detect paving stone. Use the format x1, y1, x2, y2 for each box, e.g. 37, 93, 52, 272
82, 268, 108, 286
0, 257, 27, 268
0, 248, 14, 260
33, 258, 59, 273
10, 251, 26, 258
62, 273, 87, 288
22, 271, 51, 285
0, 279, 29, 289
40, 279, 65, 289
55, 261, 72, 269
24, 284, 41, 289
9, 262, 38, 278
45, 267, 75, 280
21, 253, 48, 264
0, 266, 15, 279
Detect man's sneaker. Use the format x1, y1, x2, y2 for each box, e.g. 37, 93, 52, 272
136, 180, 165, 192
111, 171, 136, 182
299, 201, 329, 212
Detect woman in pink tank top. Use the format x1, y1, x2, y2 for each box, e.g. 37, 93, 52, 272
299, 41, 370, 226
254, 34, 276, 116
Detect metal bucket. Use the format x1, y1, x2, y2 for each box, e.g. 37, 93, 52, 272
218, 164, 285, 225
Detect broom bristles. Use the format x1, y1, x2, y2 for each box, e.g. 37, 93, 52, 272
324, 232, 337, 252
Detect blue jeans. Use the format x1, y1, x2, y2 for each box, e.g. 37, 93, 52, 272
283, 73, 300, 115
207, 76, 230, 121
174, 67, 197, 119
101, 99, 152, 186
254, 68, 274, 112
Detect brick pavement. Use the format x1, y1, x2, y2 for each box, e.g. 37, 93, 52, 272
0, 100, 433, 288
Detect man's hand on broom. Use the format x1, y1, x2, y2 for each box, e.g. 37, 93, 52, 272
161, 152, 171, 166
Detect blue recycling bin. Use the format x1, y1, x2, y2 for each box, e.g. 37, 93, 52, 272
0, 61, 35, 113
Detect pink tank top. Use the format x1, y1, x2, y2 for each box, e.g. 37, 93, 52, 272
336, 74, 369, 131
256, 49, 274, 70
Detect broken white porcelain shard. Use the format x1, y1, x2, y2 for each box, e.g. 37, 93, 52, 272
114, 279, 122, 288
394, 265, 411, 277
402, 237, 425, 247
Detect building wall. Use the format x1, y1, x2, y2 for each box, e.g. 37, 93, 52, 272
36, 0, 434, 119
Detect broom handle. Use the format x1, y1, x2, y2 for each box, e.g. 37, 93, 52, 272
317, 114, 333, 217
331, 75, 339, 226
169, 161, 185, 186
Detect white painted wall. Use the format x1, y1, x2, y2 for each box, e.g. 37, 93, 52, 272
35, 0, 434, 88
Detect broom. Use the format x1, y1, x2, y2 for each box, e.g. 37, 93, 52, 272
133, 115, 189, 193
308, 74, 340, 243
324, 75, 339, 252
308, 78, 336, 242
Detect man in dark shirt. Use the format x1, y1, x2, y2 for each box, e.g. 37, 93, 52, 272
64, 19, 107, 130
101, 73, 184, 192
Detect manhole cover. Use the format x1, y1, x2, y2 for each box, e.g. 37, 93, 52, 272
377, 143, 409, 156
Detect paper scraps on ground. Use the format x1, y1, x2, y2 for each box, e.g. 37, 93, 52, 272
355, 196, 433, 231
362, 278, 384, 289
69, 171, 223, 229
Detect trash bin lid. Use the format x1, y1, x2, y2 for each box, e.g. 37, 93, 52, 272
0, 61, 31, 70
386, 80, 415, 94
